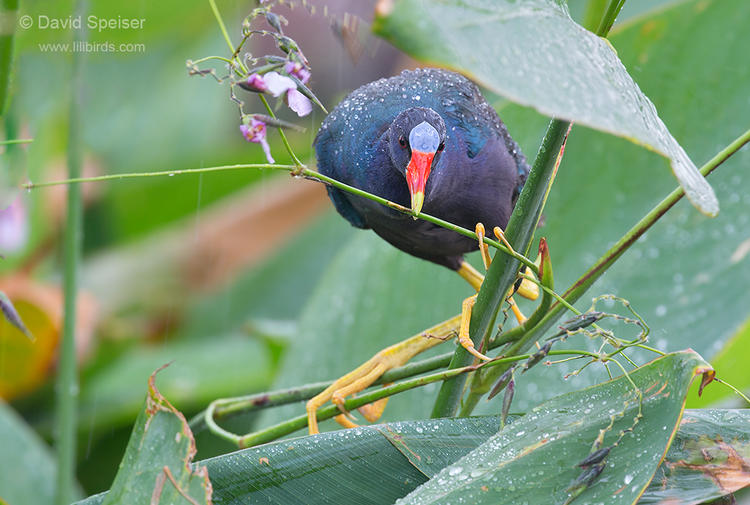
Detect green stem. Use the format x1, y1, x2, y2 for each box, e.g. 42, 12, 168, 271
0, 0, 18, 116
23, 163, 295, 188
208, 0, 236, 58
23, 165, 538, 271
431, 119, 571, 419
190, 352, 455, 433
0, 138, 32, 145
595, 0, 626, 36
236, 350, 594, 447
258, 94, 304, 167
55, 2, 85, 503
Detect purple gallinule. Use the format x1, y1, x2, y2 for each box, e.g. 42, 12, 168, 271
307, 68, 535, 434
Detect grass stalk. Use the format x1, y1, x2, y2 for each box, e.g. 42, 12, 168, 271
55, 1, 85, 502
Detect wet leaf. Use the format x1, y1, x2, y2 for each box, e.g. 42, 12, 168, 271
374, 0, 718, 215
640, 409, 750, 504
77, 407, 750, 505
100, 365, 212, 505
75, 416, 509, 505
398, 351, 711, 505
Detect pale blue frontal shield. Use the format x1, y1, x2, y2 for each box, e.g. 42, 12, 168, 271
409, 121, 440, 152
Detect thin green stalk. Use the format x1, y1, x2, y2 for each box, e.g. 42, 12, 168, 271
208, 0, 236, 61
461, 240, 555, 415
24, 165, 537, 271
431, 119, 571, 419
23, 163, 294, 188
0, 0, 18, 115
235, 350, 596, 448
55, 2, 85, 503
582, 0, 608, 32
595, 0, 626, 36
258, 93, 304, 167
0, 138, 32, 145
190, 352, 455, 434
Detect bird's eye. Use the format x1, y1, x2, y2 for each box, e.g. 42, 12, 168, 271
398, 136, 407, 148
437, 142, 445, 153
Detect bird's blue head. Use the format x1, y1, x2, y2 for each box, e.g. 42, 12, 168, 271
387, 108, 446, 214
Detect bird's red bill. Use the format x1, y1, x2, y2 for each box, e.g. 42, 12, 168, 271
406, 150, 434, 213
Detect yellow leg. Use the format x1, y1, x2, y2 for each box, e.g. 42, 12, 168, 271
458, 294, 491, 361
475, 223, 492, 270
493, 226, 540, 302
306, 315, 461, 435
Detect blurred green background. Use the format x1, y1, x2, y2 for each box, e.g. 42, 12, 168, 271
1, 0, 749, 502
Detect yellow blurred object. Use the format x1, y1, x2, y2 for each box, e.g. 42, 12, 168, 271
0, 277, 98, 400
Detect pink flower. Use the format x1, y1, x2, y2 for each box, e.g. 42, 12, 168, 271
0, 196, 29, 253
284, 61, 311, 84
263, 71, 312, 117
240, 119, 274, 163
243, 73, 268, 93
286, 88, 312, 117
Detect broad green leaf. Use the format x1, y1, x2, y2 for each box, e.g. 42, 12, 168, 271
373, 0, 718, 215
0, 400, 61, 505
77, 334, 274, 432
78, 407, 750, 505
176, 211, 351, 340
398, 351, 711, 505
101, 367, 211, 505
640, 409, 750, 504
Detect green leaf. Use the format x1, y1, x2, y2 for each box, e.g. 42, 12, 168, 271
78, 406, 750, 505
78, 334, 275, 432
640, 409, 750, 504
0, 400, 61, 505
398, 351, 711, 504
373, 0, 717, 215
100, 366, 211, 505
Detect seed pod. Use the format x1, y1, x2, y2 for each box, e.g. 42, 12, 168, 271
568, 462, 605, 493
265, 12, 284, 33
551, 311, 605, 339
578, 447, 611, 468
488, 367, 515, 400
501, 378, 515, 427
522, 341, 553, 373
